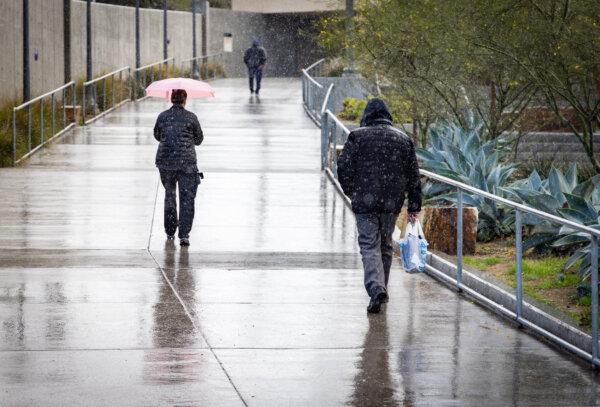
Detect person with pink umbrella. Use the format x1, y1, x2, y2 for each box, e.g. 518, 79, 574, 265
149, 78, 214, 246
153, 89, 203, 246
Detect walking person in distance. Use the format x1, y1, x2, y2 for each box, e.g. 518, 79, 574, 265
243, 39, 267, 95
338, 98, 422, 314
153, 89, 203, 247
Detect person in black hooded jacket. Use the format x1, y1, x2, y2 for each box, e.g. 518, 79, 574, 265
243, 39, 267, 95
338, 98, 422, 314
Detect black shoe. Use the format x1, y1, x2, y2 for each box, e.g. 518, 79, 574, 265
180, 238, 190, 247
255, 90, 260, 96
250, 89, 254, 94
381, 292, 389, 303
367, 291, 387, 314
166, 235, 175, 241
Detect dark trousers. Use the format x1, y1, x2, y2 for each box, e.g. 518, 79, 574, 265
355, 213, 398, 298
159, 169, 199, 239
248, 68, 263, 92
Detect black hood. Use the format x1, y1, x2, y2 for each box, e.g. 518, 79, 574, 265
360, 98, 393, 127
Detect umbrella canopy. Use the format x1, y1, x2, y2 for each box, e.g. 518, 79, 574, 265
145, 77, 215, 100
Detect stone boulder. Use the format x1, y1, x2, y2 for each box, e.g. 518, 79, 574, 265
396, 206, 479, 255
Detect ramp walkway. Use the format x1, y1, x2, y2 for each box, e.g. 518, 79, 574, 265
1, 78, 600, 406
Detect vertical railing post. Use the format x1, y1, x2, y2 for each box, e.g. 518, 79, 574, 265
321, 112, 329, 170
131, 70, 136, 102
592, 235, 598, 367
120, 70, 124, 103
112, 74, 116, 108
456, 188, 463, 289
62, 88, 66, 129
515, 209, 523, 320
27, 105, 31, 152
102, 78, 106, 113
72, 82, 76, 124
39, 99, 44, 146
51, 93, 55, 138
12, 109, 17, 164
332, 121, 338, 178
302, 76, 306, 106
82, 84, 87, 125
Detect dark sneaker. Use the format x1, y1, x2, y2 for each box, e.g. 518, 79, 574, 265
367, 291, 387, 314
180, 238, 190, 247
166, 235, 175, 240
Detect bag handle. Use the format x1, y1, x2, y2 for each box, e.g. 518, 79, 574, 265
416, 219, 425, 239
402, 219, 415, 238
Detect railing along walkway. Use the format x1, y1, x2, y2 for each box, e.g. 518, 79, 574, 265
302, 60, 600, 369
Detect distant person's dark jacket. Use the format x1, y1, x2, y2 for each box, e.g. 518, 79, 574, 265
244, 45, 267, 69
338, 99, 422, 214
154, 105, 203, 171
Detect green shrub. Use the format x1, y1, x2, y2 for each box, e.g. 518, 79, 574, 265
338, 98, 367, 122
338, 95, 412, 125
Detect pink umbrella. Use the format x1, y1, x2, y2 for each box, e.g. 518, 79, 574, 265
145, 77, 215, 100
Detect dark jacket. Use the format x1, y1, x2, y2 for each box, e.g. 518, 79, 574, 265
337, 99, 422, 214
244, 43, 267, 69
154, 105, 203, 171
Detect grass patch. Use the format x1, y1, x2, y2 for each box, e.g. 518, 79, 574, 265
508, 257, 569, 282
451, 239, 594, 328
464, 256, 502, 271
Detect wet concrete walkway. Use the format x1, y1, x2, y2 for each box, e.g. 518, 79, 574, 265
1, 78, 600, 406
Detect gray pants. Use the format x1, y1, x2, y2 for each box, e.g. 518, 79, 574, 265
356, 213, 398, 298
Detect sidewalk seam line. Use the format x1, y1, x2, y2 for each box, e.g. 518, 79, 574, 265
147, 175, 160, 250
147, 249, 249, 407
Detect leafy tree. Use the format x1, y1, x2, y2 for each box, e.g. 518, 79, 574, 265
340, 0, 536, 145
315, 0, 599, 167
471, 0, 600, 172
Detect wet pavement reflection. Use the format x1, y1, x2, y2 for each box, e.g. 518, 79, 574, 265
1, 78, 600, 405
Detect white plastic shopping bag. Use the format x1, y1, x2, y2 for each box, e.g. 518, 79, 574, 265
399, 220, 428, 273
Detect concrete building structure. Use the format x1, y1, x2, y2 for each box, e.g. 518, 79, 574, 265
0, 0, 325, 103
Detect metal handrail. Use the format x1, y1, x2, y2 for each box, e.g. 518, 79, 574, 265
302, 70, 323, 89
83, 66, 130, 86
420, 169, 600, 237
179, 53, 224, 80
134, 57, 174, 73
304, 58, 325, 73
12, 81, 77, 164
14, 81, 75, 110
322, 108, 600, 238
320, 84, 334, 116
310, 65, 600, 369
132, 57, 174, 101
82, 66, 131, 125
301, 61, 328, 124
180, 52, 222, 64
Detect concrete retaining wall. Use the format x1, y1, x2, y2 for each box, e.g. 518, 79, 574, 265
1, 1, 325, 103
0, 0, 64, 103
1, 0, 200, 104
514, 132, 600, 165
70, 2, 197, 79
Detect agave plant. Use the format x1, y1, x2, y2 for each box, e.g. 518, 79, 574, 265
505, 164, 600, 282
417, 123, 518, 241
